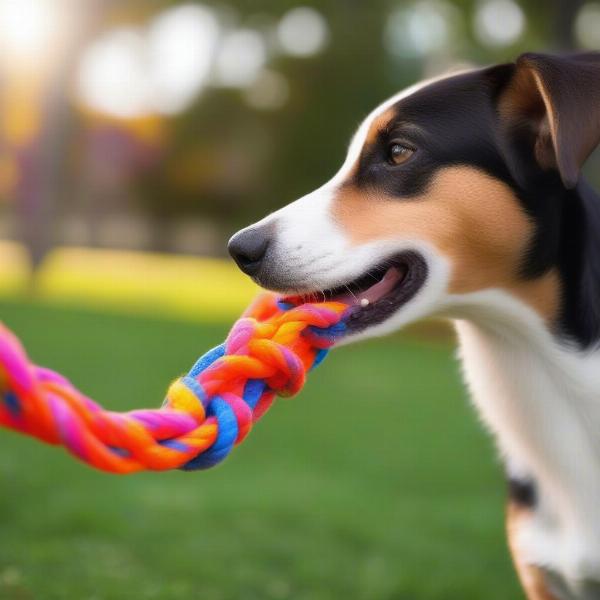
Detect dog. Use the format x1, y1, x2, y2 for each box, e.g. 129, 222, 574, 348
228, 52, 600, 600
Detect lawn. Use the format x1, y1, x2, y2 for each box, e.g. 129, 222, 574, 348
0, 299, 522, 600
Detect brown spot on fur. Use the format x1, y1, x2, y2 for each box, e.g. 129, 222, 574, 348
507, 502, 559, 600
331, 166, 560, 322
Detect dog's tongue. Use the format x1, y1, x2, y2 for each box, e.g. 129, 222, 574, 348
334, 265, 406, 306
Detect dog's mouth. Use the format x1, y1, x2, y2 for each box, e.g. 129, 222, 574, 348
285, 251, 428, 333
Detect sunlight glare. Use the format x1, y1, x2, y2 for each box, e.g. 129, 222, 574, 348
78, 28, 150, 119
147, 4, 220, 115
0, 0, 60, 62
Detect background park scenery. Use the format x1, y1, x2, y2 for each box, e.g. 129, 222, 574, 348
0, 0, 598, 598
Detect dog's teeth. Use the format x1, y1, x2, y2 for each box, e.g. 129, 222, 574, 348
360, 298, 370, 307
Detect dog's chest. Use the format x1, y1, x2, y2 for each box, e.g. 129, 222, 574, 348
455, 319, 600, 594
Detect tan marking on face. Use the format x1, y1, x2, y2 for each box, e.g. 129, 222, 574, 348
365, 107, 396, 145
331, 166, 560, 322
507, 502, 559, 600
341, 108, 397, 182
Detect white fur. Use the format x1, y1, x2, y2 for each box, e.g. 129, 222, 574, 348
236, 71, 600, 597
447, 293, 600, 595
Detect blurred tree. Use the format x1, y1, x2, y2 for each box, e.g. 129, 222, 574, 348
14, 0, 109, 270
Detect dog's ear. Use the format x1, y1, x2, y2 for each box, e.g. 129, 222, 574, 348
499, 52, 600, 189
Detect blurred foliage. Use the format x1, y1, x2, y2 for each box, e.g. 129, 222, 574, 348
1, 0, 596, 257
133, 0, 591, 234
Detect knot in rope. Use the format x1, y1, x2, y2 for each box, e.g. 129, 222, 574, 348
0, 294, 348, 473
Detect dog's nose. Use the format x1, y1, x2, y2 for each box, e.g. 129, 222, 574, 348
228, 227, 271, 276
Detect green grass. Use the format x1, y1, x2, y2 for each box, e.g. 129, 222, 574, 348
0, 300, 522, 600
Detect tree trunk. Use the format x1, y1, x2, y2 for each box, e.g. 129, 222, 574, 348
15, 0, 108, 272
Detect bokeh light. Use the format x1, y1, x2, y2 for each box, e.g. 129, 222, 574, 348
147, 4, 220, 115
384, 1, 459, 58
78, 28, 151, 119
74, 3, 333, 118
243, 69, 290, 110
78, 4, 222, 118
214, 29, 267, 88
473, 0, 525, 47
277, 7, 329, 58
574, 3, 600, 49
0, 0, 61, 63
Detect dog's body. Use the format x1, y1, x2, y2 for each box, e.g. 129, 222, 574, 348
229, 53, 600, 599
458, 297, 600, 600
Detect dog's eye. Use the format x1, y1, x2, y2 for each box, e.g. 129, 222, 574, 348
388, 143, 414, 166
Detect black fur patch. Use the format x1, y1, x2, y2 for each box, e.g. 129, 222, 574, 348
353, 70, 513, 198
508, 475, 537, 508
555, 180, 600, 347
351, 66, 600, 349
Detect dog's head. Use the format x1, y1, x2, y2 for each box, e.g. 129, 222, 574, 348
229, 53, 600, 343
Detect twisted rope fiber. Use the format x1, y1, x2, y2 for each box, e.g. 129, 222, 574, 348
0, 294, 349, 473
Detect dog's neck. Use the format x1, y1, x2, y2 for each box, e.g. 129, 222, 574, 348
452, 287, 600, 585
446, 180, 600, 590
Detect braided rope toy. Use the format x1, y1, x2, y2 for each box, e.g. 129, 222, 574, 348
0, 293, 349, 473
